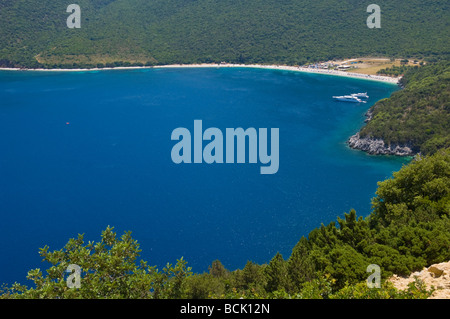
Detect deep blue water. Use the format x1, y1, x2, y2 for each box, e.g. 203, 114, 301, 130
0, 67, 409, 285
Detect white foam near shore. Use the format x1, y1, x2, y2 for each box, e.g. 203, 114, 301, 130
0, 63, 401, 84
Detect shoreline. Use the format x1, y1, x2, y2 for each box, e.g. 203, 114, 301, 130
0, 63, 401, 84
348, 132, 415, 156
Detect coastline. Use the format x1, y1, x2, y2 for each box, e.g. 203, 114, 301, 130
348, 132, 415, 156
0, 63, 401, 84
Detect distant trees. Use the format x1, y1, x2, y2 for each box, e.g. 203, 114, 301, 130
0, 0, 449, 68
377, 65, 418, 77
400, 59, 409, 65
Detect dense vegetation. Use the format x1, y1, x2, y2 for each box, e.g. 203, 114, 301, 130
2, 148, 449, 299
377, 65, 421, 77
0, 0, 449, 68
359, 61, 450, 155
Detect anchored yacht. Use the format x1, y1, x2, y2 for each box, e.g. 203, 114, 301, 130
332, 95, 365, 103
351, 92, 369, 99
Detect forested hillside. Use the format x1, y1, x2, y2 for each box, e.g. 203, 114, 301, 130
355, 61, 450, 155
0, 0, 449, 68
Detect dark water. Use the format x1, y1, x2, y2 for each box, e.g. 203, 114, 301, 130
0, 67, 408, 284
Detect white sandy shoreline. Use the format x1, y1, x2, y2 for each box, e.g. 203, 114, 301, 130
0, 63, 401, 84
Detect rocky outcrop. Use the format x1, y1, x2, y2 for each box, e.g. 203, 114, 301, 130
390, 260, 450, 299
348, 106, 416, 156
348, 132, 415, 156
363, 108, 374, 123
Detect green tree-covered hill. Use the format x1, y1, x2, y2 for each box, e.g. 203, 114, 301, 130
356, 61, 450, 155
1, 0, 449, 68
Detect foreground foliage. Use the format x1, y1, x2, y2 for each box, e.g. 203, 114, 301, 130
2, 149, 448, 299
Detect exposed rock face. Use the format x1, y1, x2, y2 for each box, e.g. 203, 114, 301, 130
363, 108, 374, 123
390, 261, 450, 299
348, 132, 414, 156
348, 106, 416, 156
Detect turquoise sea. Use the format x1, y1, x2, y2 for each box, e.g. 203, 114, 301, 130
0, 67, 409, 284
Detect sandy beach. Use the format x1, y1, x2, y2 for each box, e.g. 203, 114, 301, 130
0, 63, 401, 84
159, 63, 401, 84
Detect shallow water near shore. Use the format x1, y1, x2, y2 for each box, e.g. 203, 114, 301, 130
0, 67, 408, 284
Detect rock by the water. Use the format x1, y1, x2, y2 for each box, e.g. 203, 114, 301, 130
348, 132, 414, 156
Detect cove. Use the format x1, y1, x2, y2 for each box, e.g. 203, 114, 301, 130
0, 67, 409, 284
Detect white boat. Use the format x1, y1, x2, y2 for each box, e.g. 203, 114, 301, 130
332, 95, 365, 103
351, 92, 369, 99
